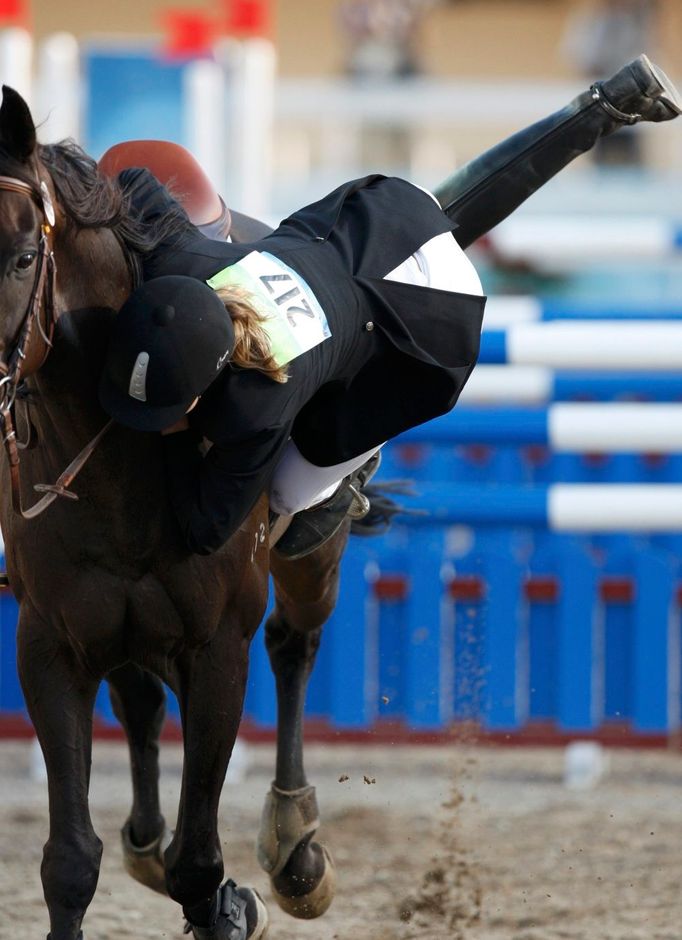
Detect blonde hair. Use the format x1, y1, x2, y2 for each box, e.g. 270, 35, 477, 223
214, 286, 289, 384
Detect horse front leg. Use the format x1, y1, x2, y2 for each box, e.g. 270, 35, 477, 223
257, 527, 349, 920
17, 604, 101, 940
107, 663, 172, 895
166, 626, 268, 940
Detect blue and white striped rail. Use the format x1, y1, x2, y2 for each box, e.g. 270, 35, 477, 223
489, 216, 682, 263
479, 322, 682, 369
400, 482, 682, 531
460, 366, 682, 404
400, 403, 682, 452
484, 296, 682, 328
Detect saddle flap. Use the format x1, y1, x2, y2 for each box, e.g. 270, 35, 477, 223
98, 139, 232, 240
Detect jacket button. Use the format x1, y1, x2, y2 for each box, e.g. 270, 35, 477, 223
364, 321, 375, 332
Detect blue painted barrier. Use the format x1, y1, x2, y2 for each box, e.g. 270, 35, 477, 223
2, 525, 681, 736
0, 586, 22, 713
3, 316, 682, 739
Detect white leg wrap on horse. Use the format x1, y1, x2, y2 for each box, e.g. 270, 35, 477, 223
257, 783, 320, 877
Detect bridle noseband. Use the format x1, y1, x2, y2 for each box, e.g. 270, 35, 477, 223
0, 170, 112, 520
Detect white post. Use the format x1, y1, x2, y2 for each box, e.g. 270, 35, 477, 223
0, 27, 33, 105
36, 32, 81, 143
184, 58, 228, 200
221, 38, 276, 219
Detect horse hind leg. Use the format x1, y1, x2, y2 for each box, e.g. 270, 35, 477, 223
258, 532, 348, 919
107, 663, 173, 895
17, 605, 102, 940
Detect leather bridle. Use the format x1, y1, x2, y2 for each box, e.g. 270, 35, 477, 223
0, 170, 112, 520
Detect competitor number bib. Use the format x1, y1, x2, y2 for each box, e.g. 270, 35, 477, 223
207, 251, 331, 367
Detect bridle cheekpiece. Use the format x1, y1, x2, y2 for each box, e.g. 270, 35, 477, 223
0, 169, 111, 520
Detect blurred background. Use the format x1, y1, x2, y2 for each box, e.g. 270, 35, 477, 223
2, 0, 682, 745
7, 0, 682, 216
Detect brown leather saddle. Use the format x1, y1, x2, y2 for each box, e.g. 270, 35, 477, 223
98, 139, 272, 243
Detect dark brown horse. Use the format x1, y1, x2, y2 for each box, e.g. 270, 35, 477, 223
0, 85, 340, 939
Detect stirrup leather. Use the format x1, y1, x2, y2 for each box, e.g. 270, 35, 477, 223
590, 83, 641, 125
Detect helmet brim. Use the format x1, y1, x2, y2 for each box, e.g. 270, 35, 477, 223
99, 371, 194, 433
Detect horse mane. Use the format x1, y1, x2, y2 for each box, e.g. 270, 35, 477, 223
0, 138, 190, 260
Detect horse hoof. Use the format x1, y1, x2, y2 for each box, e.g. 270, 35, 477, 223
120, 818, 172, 895
243, 887, 269, 940
185, 881, 269, 940
257, 783, 336, 920
270, 842, 336, 920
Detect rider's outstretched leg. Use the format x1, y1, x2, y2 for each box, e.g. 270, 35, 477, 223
435, 54, 681, 249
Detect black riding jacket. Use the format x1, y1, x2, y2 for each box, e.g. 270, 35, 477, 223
120, 168, 486, 554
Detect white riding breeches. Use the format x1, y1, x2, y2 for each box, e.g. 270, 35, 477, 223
384, 185, 483, 295
268, 186, 483, 515
269, 441, 383, 516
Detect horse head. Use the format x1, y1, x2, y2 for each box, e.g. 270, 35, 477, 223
0, 86, 141, 522
0, 85, 55, 381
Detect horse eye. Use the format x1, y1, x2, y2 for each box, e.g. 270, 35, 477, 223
16, 251, 37, 270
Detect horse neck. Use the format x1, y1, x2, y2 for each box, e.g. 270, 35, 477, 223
57, 222, 131, 312
31, 222, 131, 436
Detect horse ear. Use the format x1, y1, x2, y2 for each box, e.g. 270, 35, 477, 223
0, 85, 37, 163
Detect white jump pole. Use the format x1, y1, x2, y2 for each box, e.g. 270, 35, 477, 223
460, 365, 554, 404
0, 27, 33, 104
221, 37, 276, 219
36, 32, 80, 143
481, 322, 682, 369
489, 216, 678, 262
184, 57, 228, 198
549, 485, 682, 532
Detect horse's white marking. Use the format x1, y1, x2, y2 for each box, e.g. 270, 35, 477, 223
128, 351, 149, 401
250, 522, 267, 562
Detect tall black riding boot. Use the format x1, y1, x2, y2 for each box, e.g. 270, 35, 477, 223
435, 54, 681, 250
273, 451, 382, 562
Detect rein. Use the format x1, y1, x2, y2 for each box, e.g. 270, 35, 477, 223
0, 171, 112, 519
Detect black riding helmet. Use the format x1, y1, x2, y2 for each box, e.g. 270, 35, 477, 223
99, 275, 235, 432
